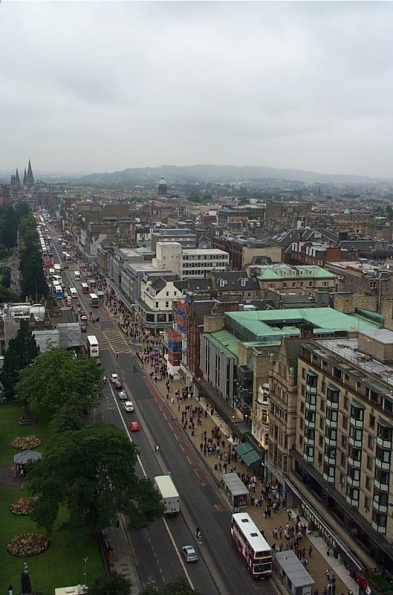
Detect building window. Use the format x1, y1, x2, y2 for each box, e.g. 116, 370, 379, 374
369, 414, 375, 428
365, 476, 372, 491
344, 397, 349, 410
366, 455, 373, 470
364, 496, 371, 511
342, 416, 348, 430
341, 435, 347, 448
368, 435, 374, 450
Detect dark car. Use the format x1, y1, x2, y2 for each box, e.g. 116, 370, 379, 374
80, 324, 87, 333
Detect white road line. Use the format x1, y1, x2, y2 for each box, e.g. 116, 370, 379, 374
162, 517, 196, 591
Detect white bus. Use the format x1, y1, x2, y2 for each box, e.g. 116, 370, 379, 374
86, 335, 99, 358
230, 512, 272, 579
154, 475, 180, 515
74, 271, 81, 281
69, 287, 78, 299
90, 293, 99, 308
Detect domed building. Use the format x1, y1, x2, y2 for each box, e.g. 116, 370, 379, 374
158, 176, 167, 197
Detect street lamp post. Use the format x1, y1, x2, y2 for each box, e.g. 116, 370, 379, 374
83, 557, 89, 587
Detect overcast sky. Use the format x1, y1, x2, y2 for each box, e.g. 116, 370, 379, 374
1, 1, 393, 178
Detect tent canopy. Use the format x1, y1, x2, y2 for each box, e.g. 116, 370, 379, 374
14, 450, 42, 464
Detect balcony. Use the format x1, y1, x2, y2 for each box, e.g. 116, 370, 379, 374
304, 435, 315, 446
323, 473, 335, 484
349, 436, 363, 448
377, 436, 392, 449
347, 476, 360, 488
325, 418, 338, 429
348, 456, 361, 468
375, 458, 390, 471
306, 385, 317, 394
374, 479, 389, 492
350, 417, 364, 428
324, 453, 336, 465
326, 398, 339, 410
371, 521, 387, 534
305, 400, 316, 412
304, 418, 316, 429
303, 453, 314, 463
324, 435, 337, 446
346, 495, 359, 507
373, 500, 388, 514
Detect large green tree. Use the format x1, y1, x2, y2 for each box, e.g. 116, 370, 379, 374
1, 319, 40, 399
89, 571, 132, 595
28, 424, 164, 537
0, 206, 18, 249
16, 348, 103, 415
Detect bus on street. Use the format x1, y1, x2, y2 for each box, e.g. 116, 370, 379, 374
230, 512, 272, 580
81, 282, 89, 294
86, 335, 99, 358
90, 293, 99, 308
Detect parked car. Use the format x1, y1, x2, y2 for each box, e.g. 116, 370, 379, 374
124, 401, 134, 412
118, 390, 128, 401
80, 324, 87, 333
182, 545, 198, 563
130, 421, 140, 432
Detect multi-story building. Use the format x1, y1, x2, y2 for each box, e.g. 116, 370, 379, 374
254, 264, 337, 308
138, 274, 180, 335
269, 330, 393, 574
150, 228, 197, 252
153, 242, 229, 279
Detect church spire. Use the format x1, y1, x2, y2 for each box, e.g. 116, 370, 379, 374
26, 159, 34, 189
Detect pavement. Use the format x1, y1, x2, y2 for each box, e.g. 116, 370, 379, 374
105, 350, 359, 595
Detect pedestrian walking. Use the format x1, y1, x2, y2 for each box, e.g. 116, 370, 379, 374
308, 544, 313, 557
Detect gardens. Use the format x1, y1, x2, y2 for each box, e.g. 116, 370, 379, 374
0, 402, 103, 593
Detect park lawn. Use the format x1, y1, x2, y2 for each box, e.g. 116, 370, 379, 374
0, 485, 103, 594
0, 403, 103, 594
0, 402, 52, 465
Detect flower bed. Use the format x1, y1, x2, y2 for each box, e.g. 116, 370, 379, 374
10, 497, 38, 516
12, 435, 42, 450
7, 533, 49, 557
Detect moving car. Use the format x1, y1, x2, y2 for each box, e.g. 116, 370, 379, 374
182, 545, 198, 563
114, 379, 122, 390
130, 421, 140, 432
80, 324, 87, 333
124, 401, 134, 412
110, 373, 119, 383
118, 390, 128, 401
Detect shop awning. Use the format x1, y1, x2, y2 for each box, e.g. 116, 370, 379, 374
234, 442, 254, 457
234, 442, 262, 467
241, 449, 262, 468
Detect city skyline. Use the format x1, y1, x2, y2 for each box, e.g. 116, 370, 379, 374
2, 2, 393, 178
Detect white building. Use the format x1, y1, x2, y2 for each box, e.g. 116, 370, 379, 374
153, 242, 229, 279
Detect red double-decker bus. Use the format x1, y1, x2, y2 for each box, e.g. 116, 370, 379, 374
230, 512, 272, 580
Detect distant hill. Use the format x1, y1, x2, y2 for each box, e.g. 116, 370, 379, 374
68, 164, 386, 186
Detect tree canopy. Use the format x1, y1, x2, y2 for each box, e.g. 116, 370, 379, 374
15, 348, 103, 415
89, 571, 132, 595
1, 319, 40, 399
28, 424, 164, 537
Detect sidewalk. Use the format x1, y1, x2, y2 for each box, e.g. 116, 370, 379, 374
151, 374, 359, 595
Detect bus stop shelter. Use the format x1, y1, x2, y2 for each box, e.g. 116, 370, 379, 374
275, 550, 314, 595
221, 472, 249, 509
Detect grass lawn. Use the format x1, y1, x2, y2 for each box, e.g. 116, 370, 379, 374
0, 403, 103, 594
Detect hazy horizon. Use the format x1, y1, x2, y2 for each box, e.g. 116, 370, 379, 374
2, 2, 393, 178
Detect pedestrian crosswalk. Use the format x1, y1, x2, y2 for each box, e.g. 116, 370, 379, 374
94, 328, 132, 354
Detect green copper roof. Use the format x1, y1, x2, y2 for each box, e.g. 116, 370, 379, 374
203, 329, 238, 358
225, 307, 380, 343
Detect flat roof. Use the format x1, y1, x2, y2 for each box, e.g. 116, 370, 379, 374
225, 308, 379, 342
275, 550, 314, 587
